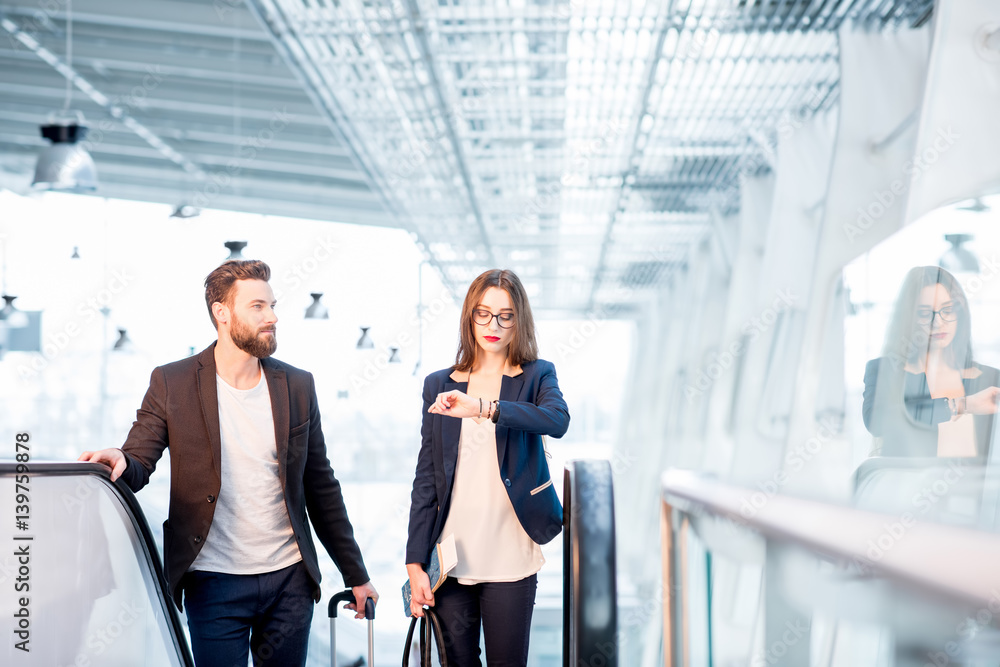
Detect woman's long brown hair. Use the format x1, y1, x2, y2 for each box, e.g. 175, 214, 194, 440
882, 265, 973, 370
453, 269, 538, 372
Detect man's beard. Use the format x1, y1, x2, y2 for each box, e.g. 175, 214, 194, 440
230, 313, 277, 358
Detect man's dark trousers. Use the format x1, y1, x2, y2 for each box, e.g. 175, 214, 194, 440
182, 561, 314, 667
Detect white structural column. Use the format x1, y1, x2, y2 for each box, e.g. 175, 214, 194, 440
682, 233, 736, 445
756, 109, 839, 438
904, 0, 1000, 223
751, 27, 930, 667
784, 25, 931, 498
700, 174, 775, 478
727, 109, 838, 490
701, 173, 777, 667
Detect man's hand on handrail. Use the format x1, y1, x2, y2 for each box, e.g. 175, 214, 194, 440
78, 448, 127, 482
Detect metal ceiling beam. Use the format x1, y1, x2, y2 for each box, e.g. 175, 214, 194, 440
587, 1, 678, 311
0, 80, 328, 125
0, 109, 353, 161
399, 0, 496, 267
0, 15, 205, 177
0, 131, 368, 183
242, 0, 458, 295
0, 148, 381, 207
59, 181, 396, 228
0, 5, 269, 41
0, 48, 301, 90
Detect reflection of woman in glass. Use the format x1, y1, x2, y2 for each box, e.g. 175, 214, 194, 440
863, 266, 1000, 458
405, 269, 570, 665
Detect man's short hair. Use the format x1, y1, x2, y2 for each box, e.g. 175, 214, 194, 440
204, 260, 271, 330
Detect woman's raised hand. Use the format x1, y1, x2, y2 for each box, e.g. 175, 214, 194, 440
428, 389, 480, 418
965, 386, 1000, 415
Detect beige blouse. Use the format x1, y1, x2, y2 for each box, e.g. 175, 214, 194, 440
439, 417, 544, 584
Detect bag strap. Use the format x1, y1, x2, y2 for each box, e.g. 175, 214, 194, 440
421, 612, 432, 665
402, 616, 418, 666
424, 608, 449, 667
400, 610, 450, 667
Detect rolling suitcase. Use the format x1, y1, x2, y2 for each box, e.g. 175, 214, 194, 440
328, 589, 376, 667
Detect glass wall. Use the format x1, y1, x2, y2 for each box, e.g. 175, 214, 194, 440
659, 194, 1000, 667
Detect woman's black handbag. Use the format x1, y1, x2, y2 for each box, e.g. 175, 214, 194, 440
402, 607, 449, 667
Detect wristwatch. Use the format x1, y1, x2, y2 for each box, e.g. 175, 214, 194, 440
944, 396, 966, 420
491, 400, 501, 424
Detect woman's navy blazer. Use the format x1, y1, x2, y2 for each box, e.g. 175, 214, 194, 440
406, 359, 570, 566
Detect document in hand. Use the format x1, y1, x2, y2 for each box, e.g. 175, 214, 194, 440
402, 534, 457, 617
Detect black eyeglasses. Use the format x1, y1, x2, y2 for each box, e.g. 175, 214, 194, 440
473, 309, 515, 329
916, 304, 959, 324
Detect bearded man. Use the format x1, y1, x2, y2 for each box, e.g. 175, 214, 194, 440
79, 259, 377, 667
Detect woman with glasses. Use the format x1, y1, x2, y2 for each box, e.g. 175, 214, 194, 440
863, 266, 1000, 458
405, 269, 569, 665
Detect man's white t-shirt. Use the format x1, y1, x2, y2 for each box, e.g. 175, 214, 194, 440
190, 369, 302, 573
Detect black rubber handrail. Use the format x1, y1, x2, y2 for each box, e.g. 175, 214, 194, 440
563, 460, 617, 667
0, 461, 195, 667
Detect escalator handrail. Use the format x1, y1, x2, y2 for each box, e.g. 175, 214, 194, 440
0, 461, 195, 667
851, 455, 993, 490
563, 459, 617, 667
662, 467, 1000, 611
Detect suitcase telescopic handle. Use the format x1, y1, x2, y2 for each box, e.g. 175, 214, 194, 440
365, 596, 376, 620
328, 589, 376, 620
328, 590, 355, 619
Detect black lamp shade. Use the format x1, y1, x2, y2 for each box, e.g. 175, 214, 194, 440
305, 293, 329, 319
225, 241, 248, 260
356, 326, 374, 349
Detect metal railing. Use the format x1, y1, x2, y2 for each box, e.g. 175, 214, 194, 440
661, 467, 1000, 667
